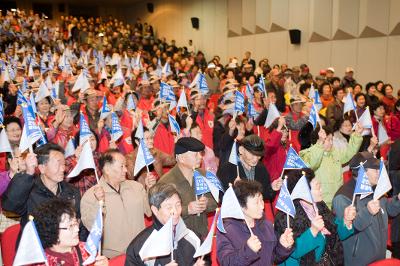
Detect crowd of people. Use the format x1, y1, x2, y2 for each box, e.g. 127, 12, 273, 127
1, 8, 400, 266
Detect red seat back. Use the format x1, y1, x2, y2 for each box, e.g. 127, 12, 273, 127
369, 258, 400, 266
109, 254, 126, 266
1, 223, 20, 266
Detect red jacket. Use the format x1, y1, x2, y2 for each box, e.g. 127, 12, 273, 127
153, 122, 175, 155
263, 130, 288, 181
193, 109, 214, 149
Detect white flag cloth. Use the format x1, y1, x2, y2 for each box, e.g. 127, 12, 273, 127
64, 138, 76, 158
177, 90, 188, 109
203, 177, 220, 202
220, 186, 246, 220
374, 160, 392, 200
67, 141, 96, 178
264, 103, 280, 128
193, 211, 217, 258
378, 122, 389, 145
357, 107, 373, 129
19, 125, 41, 153
72, 72, 91, 92
35, 81, 50, 103
13, 220, 47, 266
0, 128, 12, 153
228, 141, 238, 165
290, 175, 314, 204
139, 217, 173, 260
343, 93, 356, 114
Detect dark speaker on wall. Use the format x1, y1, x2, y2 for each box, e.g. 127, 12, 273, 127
191, 17, 199, 29
289, 29, 301, 44
58, 4, 65, 13
147, 3, 154, 13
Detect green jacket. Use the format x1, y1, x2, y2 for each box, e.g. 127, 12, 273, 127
300, 133, 362, 208
159, 165, 217, 239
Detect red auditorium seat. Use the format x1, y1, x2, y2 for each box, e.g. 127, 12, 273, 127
109, 254, 126, 266
1, 223, 20, 266
369, 258, 400, 266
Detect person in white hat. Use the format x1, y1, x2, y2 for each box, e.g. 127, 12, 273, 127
205, 62, 220, 93
340, 67, 357, 89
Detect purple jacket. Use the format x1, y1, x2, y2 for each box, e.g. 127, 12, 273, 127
0, 171, 11, 211
217, 218, 293, 266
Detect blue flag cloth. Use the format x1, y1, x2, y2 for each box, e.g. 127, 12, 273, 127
83, 206, 103, 265
353, 164, 373, 197
17, 90, 29, 105
194, 170, 211, 196
247, 102, 257, 119
234, 91, 245, 113
198, 73, 209, 95
29, 92, 37, 114
245, 82, 254, 101
111, 112, 123, 141
21, 104, 42, 145
258, 75, 266, 95
308, 103, 320, 129
100, 95, 111, 119
133, 139, 155, 175
127, 93, 136, 112
283, 146, 308, 169
276, 179, 296, 217
168, 114, 180, 135
205, 171, 224, 191
160, 82, 175, 102
21, 78, 29, 93
79, 113, 92, 142
0, 97, 4, 125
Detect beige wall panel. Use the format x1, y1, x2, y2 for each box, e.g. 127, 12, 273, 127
309, 0, 332, 42
332, 0, 359, 40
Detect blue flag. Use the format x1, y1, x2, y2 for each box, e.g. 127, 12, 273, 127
83, 206, 103, 265
194, 170, 211, 196
160, 82, 175, 102
283, 146, 308, 169
21, 104, 42, 145
111, 112, 123, 141
245, 82, 254, 101
234, 91, 245, 113
247, 102, 258, 119
168, 114, 180, 135
0, 96, 3, 125
21, 78, 29, 93
354, 164, 373, 197
29, 92, 37, 114
133, 139, 155, 176
276, 179, 296, 217
79, 113, 92, 142
127, 93, 136, 112
205, 171, 224, 191
100, 95, 111, 120
258, 75, 266, 95
198, 73, 209, 95
17, 90, 29, 105
308, 103, 320, 130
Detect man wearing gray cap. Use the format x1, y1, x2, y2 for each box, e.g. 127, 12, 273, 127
158, 137, 217, 240
333, 151, 400, 265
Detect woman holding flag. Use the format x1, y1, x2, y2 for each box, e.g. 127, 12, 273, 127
216, 180, 294, 266
32, 198, 109, 266
274, 168, 357, 265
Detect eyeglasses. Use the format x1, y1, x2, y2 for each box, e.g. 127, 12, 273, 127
59, 219, 80, 231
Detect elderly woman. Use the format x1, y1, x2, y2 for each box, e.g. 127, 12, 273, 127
0, 116, 22, 171
217, 180, 294, 266
274, 168, 356, 266
32, 198, 108, 266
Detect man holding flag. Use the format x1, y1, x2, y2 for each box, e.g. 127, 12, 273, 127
159, 137, 217, 241
125, 183, 205, 266
81, 149, 152, 258
333, 151, 400, 265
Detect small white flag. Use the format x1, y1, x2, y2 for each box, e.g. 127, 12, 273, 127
0, 128, 12, 153
67, 141, 96, 178
378, 122, 389, 145
264, 103, 280, 128
139, 217, 173, 260
374, 160, 392, 200
193, 211, 217, 258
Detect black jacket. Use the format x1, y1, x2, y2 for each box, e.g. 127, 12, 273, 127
217, 161, 276, 201
2, 173, 86, 240
125, 217, 198, 266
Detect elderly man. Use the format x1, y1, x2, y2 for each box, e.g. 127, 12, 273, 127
2, 143, 84, 239
158, 137, 217, 240
81, 149, 153, 258
125, 183, 205, 266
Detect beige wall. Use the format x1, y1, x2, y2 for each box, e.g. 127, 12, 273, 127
123, 0, 400, 91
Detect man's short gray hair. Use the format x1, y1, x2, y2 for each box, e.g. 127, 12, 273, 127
148, 183, 181, 209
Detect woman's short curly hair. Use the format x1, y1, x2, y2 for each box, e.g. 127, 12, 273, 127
32, 198, 76, 249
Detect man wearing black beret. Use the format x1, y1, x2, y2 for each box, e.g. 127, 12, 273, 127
158, 137, 217, 240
